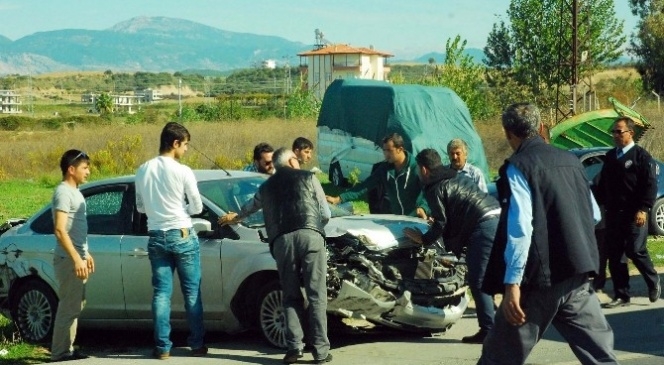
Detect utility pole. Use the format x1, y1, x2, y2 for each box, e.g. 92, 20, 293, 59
555, 0, 579, 123
178, 78, 182, 118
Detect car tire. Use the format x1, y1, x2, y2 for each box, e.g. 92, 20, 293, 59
11, 280, 58, 343
650, 198, 664, 236
329, 162, 347, 187
256, 280, 287, 349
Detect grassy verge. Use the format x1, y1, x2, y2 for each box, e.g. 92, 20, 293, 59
0, 315, 49, 364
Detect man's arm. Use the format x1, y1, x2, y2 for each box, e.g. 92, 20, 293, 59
336, 167, 382, 203
219, 190, 264, 225
184, 168, 203, 215
476, 169, 488, 193
502, 163, 532, 326
54, 210, 88, 279
504, 164, 533, 286
313, 177, 331, 225
135, 185, 145, 214
421, 192, 447, 245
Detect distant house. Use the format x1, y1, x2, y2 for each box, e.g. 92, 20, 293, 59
0, 90, 22, 114
135, 88, 163, 102
297, 44, 393, 99
82, 89, 161, 113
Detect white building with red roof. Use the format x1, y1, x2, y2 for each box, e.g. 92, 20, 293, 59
298, 43, 393, 99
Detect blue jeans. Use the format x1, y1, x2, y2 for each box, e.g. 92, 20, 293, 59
467, 216, 498, 332
148, 228, 205, 353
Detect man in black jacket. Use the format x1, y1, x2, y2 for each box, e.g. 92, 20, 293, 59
597, 116, 661, 308
220, 148, 333, 364
403, 148, 500, 344
478, 103, 616, 364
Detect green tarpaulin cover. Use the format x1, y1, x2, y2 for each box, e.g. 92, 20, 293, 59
317, 79, 489, 178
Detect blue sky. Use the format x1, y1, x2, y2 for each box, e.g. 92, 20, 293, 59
0, 0, 639, 59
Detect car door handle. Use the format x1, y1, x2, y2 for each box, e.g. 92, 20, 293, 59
128, 248, 148, 257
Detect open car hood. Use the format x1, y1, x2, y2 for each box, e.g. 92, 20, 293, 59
325, 214, 429, 251
550, 97, 651, 149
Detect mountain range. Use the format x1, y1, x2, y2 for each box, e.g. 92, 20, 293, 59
0, 16, 485, 75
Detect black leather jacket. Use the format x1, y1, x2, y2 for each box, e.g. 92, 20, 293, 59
261, 168, 326, 246
421, 165, 500, 254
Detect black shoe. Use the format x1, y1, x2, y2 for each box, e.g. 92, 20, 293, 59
51, 350, 90, 362
315, 353, 333, 364
283, 349, 303, 364
152, 348, 170, 360
602, 298, 630, 308
191, 345, 208, 357
461, 330, 487, 344
649, 280, 661, 303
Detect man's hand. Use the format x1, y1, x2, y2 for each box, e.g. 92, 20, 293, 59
218, 212, 240, 226
501, 284, 526, 326
635, 210, 647, 227
403, 227, 424, 245
73, 257, 89, 280
326, 195, 341, 205
415, 207, 428, 220
86, 253, 95, 274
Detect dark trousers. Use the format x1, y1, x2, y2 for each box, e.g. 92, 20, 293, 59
605, 211, 659, 301
272, 229, 330, 360
467, 216, 498, 332
478, 275, 617, 365
592, 227, 608, 290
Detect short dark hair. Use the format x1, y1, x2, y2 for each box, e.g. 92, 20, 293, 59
382, 133, 405, 149
415, 148, 442, 170
60, 149, 90, 176
614, 116, 636, 131
253, 142, 274, 161
159, 122, 191, 154
292, 137, 314, 151
502, 103, 541, 139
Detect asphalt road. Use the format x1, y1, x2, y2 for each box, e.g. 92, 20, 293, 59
23, 275, 664, 365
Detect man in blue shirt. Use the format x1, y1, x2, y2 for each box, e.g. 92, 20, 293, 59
478, 103, 616, 364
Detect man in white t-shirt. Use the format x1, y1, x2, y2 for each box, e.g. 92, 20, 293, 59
51, 149, 93, 362
135, 122, 206, 360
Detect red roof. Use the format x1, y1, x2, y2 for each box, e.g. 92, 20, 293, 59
298, 44, 393, 57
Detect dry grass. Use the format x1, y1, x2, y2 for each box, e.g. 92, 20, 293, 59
0, 119, 318, 180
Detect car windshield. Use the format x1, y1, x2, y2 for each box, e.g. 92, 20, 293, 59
198, 176, 266, 227
197, 176, 354, 227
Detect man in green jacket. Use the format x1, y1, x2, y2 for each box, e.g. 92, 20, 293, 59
326, 133, 427, 218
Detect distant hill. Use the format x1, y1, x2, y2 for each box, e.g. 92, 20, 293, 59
0, 16, 311, 75
399, 48, 485, 65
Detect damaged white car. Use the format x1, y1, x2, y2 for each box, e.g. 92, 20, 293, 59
0, 171, 468, 348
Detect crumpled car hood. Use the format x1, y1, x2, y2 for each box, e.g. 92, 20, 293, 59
324, 214, 429, 251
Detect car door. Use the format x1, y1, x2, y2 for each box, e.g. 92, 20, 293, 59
80, 184, 131, 319
119, 186, 154, 319
120, 187, 225, 321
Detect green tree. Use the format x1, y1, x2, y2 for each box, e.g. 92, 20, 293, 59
285, 87, 321, 119
507, 0, 624, 94
630, 0, 664, 92
421, 35, 493, 120
483, 20, 514, 70
95, 93, 113, 116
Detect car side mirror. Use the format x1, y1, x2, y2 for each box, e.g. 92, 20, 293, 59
192, 218, 214, 238
218, 224, 240, 240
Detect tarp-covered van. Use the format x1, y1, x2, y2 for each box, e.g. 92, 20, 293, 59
317, 79, 488, 187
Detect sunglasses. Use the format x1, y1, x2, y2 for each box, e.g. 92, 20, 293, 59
611, 129, 630, 135
69, 151, 89, 166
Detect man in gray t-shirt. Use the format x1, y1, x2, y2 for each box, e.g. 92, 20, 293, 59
50, 149, 93, 362
52, 183, 88, 259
